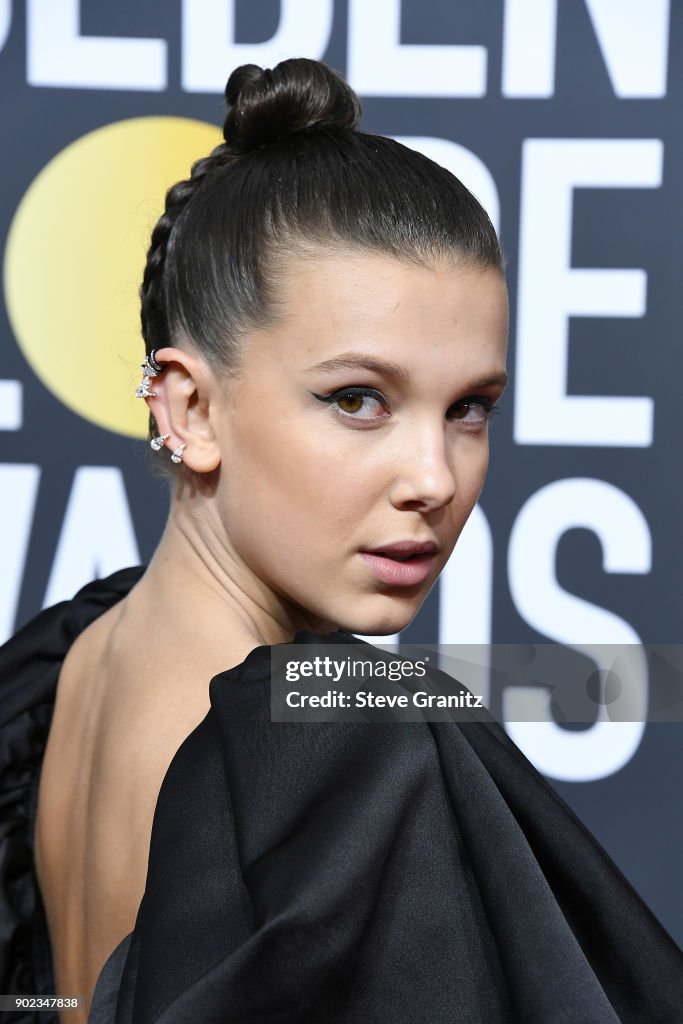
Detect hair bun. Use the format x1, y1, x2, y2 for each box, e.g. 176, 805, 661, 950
223, 58, 361, 153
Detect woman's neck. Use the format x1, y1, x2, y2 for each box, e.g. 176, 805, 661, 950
129, 480, 335, 659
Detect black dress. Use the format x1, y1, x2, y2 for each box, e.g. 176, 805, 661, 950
1, 566, 682, 1023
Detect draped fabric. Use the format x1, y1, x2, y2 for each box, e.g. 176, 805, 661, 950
1, 567, 681, 1023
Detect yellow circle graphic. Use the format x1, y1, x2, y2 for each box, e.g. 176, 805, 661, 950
3, 117, 222, 438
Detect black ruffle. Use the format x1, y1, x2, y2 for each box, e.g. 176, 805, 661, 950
0, 567, 146, 1023
95, 631, 683, 1023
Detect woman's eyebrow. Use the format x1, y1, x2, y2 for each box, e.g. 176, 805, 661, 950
468, 370, 509, 389
306, 352, 508, 389
305, 353, 410, 381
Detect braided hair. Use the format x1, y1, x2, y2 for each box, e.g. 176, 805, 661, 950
139, 57, 503, 474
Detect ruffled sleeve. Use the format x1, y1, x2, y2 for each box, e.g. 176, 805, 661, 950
89, 630, 683, 1024
0, 567, 146, 1022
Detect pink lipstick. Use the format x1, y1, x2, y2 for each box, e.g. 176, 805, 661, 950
359, 540, 438, 587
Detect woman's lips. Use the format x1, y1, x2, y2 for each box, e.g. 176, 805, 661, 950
358, 551, 437, 586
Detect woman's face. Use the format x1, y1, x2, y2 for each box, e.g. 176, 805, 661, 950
212, 248, 509, 636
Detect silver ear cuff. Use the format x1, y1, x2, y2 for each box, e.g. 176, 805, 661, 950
135, 349, 167, 398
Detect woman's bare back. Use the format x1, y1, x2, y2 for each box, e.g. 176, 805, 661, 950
33, 592, 215, 1021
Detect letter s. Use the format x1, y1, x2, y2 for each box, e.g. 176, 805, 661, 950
505, 478, 650, 782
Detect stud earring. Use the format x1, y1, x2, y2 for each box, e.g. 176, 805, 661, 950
149, 434, 170, 451
171, 442, 186, 464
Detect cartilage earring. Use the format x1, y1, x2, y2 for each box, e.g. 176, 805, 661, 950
135, 376, 156, 398
135, 349, 167, 398
171, 442, 186, 464
145, 350, 165, 374
149, 434, 170, 451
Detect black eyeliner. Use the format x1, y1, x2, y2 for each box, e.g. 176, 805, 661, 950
311, 386, 384, 404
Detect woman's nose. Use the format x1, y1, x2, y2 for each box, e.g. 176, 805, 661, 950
387, 424, 458, 512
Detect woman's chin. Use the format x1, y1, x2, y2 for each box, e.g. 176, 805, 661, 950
303, 590, 426, 639
340, 609, 418, 639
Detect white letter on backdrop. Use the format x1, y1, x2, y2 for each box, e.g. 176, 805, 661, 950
27, 0, 167, 90
393, 137, 500, 234
505, 477, 650, 781
348, 0, 486, 97
0, 382, 22, 431
0, 465, 40, 645
502, 0, 669, 97
502, 0, 557, 97
182, 0, 333, 93
515, 139, 662, 446
43, 467, 140, 608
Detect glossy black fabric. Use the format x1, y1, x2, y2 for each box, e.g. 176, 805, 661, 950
1, 568, 682, 1023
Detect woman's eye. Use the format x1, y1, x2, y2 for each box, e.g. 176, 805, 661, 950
312, 388, 500, 427
336, 391, 383, 415
313, 387, 388, 421
449, 397, 498, 424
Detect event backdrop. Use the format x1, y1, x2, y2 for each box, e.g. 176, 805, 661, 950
1, 2, 681, 944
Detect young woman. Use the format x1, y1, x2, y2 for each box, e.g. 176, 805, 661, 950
1, 58, 681, 1023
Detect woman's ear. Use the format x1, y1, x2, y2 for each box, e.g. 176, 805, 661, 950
143, 346, 221, 473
